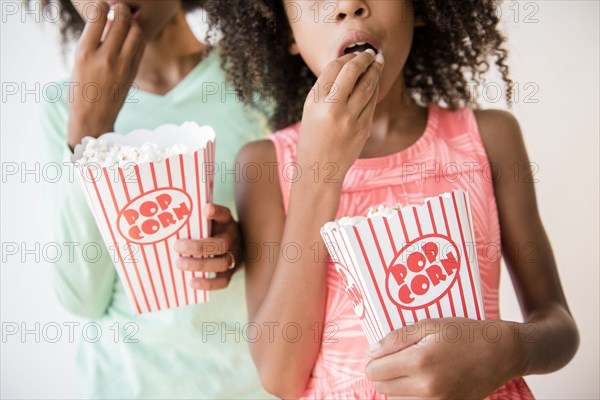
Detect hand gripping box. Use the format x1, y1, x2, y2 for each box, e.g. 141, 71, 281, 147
320, 189, 485, 343
71, 122, 215, 314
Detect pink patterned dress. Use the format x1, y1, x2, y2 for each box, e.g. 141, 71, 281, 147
268, 104, 534, 399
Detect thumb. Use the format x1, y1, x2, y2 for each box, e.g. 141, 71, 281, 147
366, 321, 427, 359
204, 203, 233, 224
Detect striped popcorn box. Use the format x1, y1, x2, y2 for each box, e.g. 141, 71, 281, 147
320, 189, 485, 343
71, 122, 215, 314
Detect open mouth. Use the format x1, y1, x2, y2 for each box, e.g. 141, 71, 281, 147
127, 3, 140, 16
338, 32, 382, 58
343, 42, 379, 55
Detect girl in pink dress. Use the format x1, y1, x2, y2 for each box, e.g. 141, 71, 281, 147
205, 1, 579, 398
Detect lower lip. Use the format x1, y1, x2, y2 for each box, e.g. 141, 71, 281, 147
340, 48, 381, 58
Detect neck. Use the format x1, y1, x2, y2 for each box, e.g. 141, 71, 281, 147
135, 8, 208, 95
370, 73, 426, 141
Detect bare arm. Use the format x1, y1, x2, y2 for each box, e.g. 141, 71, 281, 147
236, 50, 384, 398
364, 110, 579, 398
475, 109, 579, 374
235, 140, 338, 398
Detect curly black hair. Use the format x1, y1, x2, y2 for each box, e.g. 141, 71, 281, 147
26, 0, 206, 45
204, 0, 513, 130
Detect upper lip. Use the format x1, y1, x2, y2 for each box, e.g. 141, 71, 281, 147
337, 30, 382, 57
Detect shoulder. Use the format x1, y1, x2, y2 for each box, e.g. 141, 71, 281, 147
235, 139, 282, 194
234, 139, 286, 224
473, 108, 528, 167
236, 123, 301, 165
236, 139, 277, 166
473, 108, 522, 139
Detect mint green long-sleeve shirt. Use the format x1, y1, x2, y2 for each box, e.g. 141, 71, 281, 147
39, 49, 273, 399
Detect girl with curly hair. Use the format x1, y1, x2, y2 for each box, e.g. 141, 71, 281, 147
32, 0, 272, 398
204, 0, 579, 398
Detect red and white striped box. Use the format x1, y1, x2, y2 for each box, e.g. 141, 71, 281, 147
71, 122, 215, 314
320, 189, 485, 343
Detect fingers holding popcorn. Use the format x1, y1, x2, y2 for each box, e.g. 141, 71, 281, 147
176, 251, 236, 273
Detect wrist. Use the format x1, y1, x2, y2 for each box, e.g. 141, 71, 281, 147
67, 118, 115, 148
288, 178, 341, 223
294, 160, 345, 189
294, 154, 349, 185
291, 175, 342, 204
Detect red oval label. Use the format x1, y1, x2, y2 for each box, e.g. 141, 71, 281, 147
385, 234, 461, 309
117, 188, 192, 245
333, 262, 366, 320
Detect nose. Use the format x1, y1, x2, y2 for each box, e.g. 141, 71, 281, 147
335, 0, 370, 22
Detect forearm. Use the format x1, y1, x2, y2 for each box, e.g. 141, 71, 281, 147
67, 116, 114, 148
52, 257, 115, 319
51, 174, 116, 318
476, 110, 580, 382
250, 180, 341, 397
39, 94, 116, 318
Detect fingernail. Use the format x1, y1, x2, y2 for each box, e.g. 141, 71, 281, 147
367, 341, 381, 352
365, 48, 376, 57
173, 241, 183, 252
375, 52, 384, 64
204, 272, 217, 279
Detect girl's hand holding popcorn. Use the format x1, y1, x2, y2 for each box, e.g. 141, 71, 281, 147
365, 318, 527, 399
174, 203, 242, 291
296, 50, 384, 183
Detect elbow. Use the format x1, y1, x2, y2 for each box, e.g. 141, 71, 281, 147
259, 372, 307, 400
66, 304, 108, 320
546, 309, 581, 374
253, 355, 309, 399
553, 303, 580, 368
523, 302, 581, 374
57, 296, 109, 319
246, 313, 315, 398
564, 311, 580, 365
53, 288, 110, 319
51, 271, 111, 319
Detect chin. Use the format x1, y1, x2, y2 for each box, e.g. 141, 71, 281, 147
374, 77, 395, 103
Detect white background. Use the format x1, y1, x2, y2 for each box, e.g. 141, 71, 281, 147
1, 1, 598, 399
